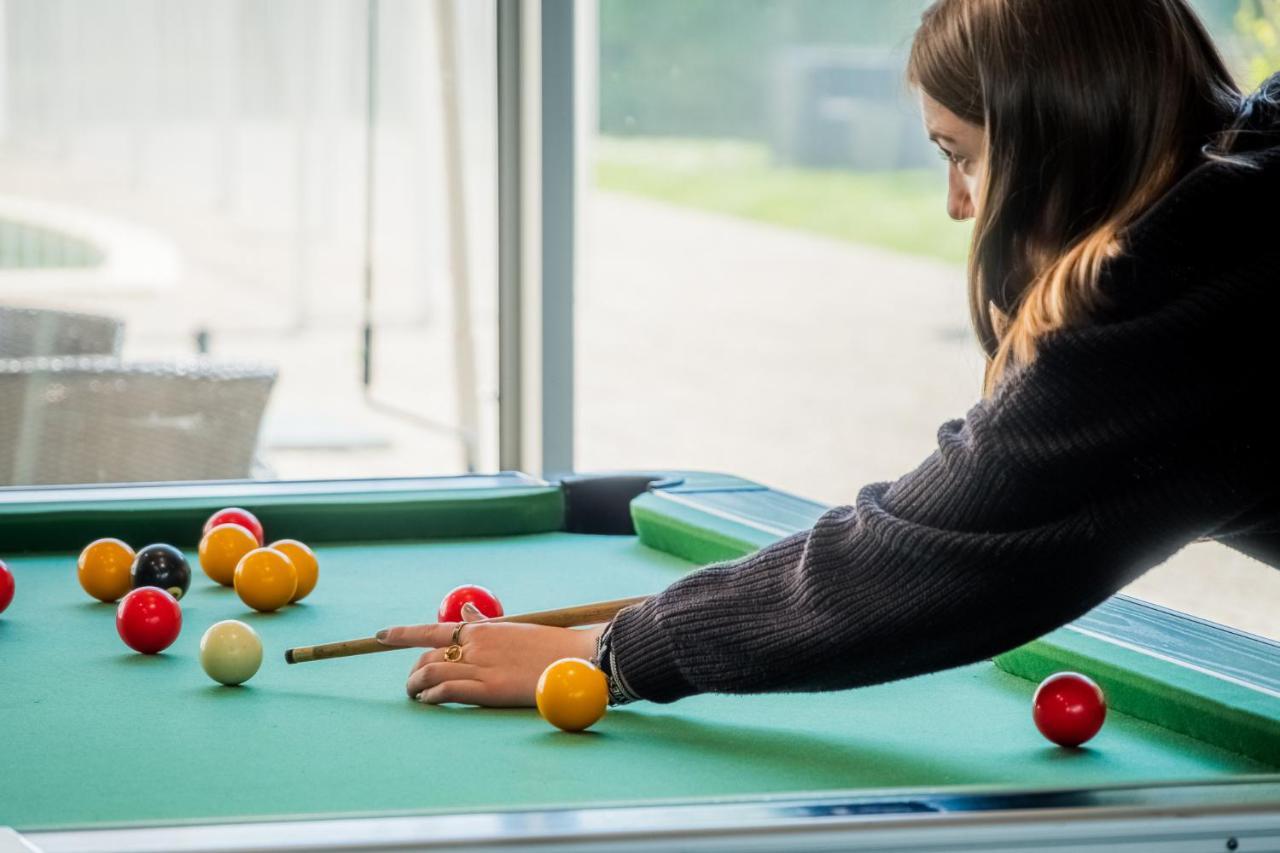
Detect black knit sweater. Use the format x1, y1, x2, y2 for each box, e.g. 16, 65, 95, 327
610, 75, 1280, 704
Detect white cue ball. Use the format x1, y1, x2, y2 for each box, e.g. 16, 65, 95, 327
199, 620, 263, 686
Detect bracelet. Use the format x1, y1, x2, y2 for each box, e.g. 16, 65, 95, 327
593, 621, 638, 706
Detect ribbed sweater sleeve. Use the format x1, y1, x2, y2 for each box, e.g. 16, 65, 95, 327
608, 141, 1280, 705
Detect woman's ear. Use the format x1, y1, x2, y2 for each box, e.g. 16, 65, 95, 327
988, 301, 1010, 339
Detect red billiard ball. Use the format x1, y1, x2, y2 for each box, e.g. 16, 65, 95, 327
1033, 672, 1107, 747
437, 584, 504, 622
0, 559, 13, 614
116, 587, 183, 654
202, 508, 264, 546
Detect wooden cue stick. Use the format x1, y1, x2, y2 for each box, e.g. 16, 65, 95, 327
283, 595, 651, 664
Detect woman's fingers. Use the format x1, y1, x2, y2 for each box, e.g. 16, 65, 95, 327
420, 679, 490, 706
407, 662, 482, 699
406, 643, 488, 680
378, 623, 453, 648
397, 622, 603, 707
460, 602, 487, 622
402, 623, 494, 686
408, 647, 444, 678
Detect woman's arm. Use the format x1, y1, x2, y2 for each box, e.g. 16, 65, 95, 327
608, 251, 1280, 703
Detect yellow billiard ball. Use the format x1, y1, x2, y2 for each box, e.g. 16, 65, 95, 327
536, 658, 608, 732
77, 538, 135, 603
233, 548, 297, 613
199, 620, 263, 686
268, 539, 318, 602
199, 524, 259, 587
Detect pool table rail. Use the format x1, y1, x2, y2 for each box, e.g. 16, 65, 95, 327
14, 777, 1280, 852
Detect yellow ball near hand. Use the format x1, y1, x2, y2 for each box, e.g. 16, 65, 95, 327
536, 658, 608, 732
199, 523, 259, 586
233, 547, 297, 613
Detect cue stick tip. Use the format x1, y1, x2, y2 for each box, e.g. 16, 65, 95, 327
284, 648, 297, 664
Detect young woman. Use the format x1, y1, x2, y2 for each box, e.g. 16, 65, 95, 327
381, 0, 1280, 707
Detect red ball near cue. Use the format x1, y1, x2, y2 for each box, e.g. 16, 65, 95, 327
438, 584, 503, 622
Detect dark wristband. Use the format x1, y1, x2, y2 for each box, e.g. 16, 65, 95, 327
593, 619, 638, 706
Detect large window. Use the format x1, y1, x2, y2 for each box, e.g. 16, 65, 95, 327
577, 0, 1280, 639
0, 0, 498, 484
2, 0, 1276, 639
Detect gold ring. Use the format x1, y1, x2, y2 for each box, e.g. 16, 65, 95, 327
443, 644, 463, 663
451, 623, 466, 645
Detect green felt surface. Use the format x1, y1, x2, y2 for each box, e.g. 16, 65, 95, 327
1, 532, 1273, 831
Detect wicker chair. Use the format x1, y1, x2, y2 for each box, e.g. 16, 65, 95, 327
0, 357, 277, 485
0, 306, 124, 359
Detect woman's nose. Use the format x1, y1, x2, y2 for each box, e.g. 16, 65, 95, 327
947, 169, 975, 221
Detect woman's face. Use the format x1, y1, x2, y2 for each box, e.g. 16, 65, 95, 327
921, 92, 986, 222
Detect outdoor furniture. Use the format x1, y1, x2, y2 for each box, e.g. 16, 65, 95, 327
0, 357, 277, 485
0, 305, 124, 358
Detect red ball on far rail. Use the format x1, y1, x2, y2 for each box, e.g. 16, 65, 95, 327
1032, 672, 1107, 747
438, 584, 504, 623
202, 508, 264, 546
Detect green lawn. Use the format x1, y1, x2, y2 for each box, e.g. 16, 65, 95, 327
593, 138, 972, 266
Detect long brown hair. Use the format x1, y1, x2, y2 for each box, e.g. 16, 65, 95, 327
907, 0, 1241, 395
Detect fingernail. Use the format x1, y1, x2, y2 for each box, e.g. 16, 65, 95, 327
415, 691, 427, 703
376, 629, 389, 643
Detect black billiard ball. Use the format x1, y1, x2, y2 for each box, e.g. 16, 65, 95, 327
130, 544, 192, 600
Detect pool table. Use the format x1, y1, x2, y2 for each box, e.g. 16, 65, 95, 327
1, 471, 1277, 852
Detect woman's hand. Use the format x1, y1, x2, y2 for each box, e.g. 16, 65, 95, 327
379, 604, 605, 707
